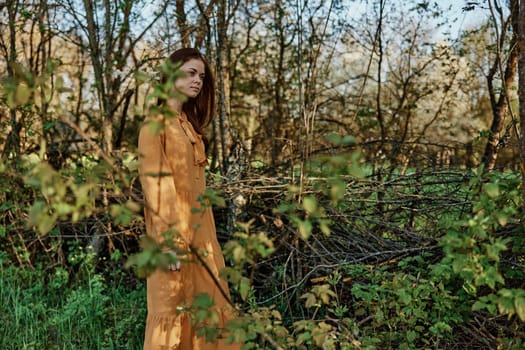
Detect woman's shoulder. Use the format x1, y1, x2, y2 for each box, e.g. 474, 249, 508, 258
142, 113, 188, 141
137, 123, 161, 152
142, 113, 167, 124
140, 114, 169, 134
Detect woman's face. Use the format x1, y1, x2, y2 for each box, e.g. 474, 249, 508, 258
175, 58, 205, 99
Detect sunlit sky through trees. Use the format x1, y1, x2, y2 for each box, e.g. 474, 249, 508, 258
440, 0, 491, 39
345, 0, 488, 42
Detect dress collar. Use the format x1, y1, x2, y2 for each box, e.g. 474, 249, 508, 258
177, 113, 208, 167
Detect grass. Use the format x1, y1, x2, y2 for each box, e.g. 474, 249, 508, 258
0, 265, 146, 349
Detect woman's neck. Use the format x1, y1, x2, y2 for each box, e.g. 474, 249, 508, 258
166, 98, 183, 115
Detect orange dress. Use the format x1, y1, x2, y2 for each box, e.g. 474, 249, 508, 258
138, 112, 240, 350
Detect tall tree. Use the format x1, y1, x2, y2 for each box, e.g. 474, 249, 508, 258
214, 0, 233, 175
481, 0, 519, 170
0, 0, 61, 160
518, 0, 525, 214
344, 1, 463, 168
1, 0, 26, 158
59, 0, 168, 153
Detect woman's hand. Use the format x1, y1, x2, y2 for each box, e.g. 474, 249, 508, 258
167, 250, 181, 271
168, 261, 181, 271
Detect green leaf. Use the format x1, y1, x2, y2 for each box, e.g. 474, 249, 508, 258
320, 220, 331, 236
341, 135, 356, 146
239, 277, 250, 301
324, 133, 342, 145
271, 309, 282, 320
406, 330, 418, 343
125, 200, 141, 212
274, 203, 295, 214
38, 213, 57, 235
206, 310, 220, 326
514, 296, 525, 321
296, 331, 312, 345
195, 309, 209, 323
135, 250, 153, 267
497, 294, 515, 315
15, 83, 31, 105
472, 296, 498, 315
495, 212, 508, 227
329, 180, 346, 202
232, 245, 246, 265
192, 293, 215, 308
348, 162, 365, 178
472, 300, 488, 311
145, 120, 164, 135
28, 199, 57, 235
28, 200, 46, 225
55, 202, 73, 216
303, 196, 317, 213
483, 183, 500, 198
135, 70, 150, 84
313, 284, 336, 304
297, 220, 312, 240
398, 289, 412, 304
219, 267, 241, 284
312, 321, 332, 347
301, 292, 317, 308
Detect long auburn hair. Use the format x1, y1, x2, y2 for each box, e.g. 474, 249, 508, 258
160, 48, 215, 150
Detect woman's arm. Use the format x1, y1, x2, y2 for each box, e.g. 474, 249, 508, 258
138, 120, 185, 250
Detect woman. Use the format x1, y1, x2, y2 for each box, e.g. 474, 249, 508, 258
138, 48, 240, 350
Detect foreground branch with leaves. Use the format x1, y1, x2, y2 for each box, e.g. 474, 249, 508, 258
1, 48, 525, 350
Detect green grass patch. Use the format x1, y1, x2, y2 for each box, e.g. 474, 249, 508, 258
0, 265, 146, 349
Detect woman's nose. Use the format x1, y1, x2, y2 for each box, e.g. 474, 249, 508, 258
192, 74, 200, 81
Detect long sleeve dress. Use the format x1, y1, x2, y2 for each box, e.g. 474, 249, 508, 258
138, 112, 240, 350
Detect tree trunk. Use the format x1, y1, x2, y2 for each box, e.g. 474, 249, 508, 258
215, 0, 231, 175
375, 0, 386, 145
482, 0, 519, 170
82, 0, 112, 153
175, 0, 190, 47
194, 0, 216, 48
3, 0, 21, 159
271, 3, 286, 170
518, 0, 525, 216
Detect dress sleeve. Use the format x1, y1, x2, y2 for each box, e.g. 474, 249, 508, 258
138, 121, 188, 250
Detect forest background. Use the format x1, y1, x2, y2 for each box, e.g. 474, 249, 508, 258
2, 0, 525, 349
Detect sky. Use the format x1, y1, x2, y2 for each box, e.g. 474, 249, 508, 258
440, 0, 490, 39
345, 0, 491, 42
